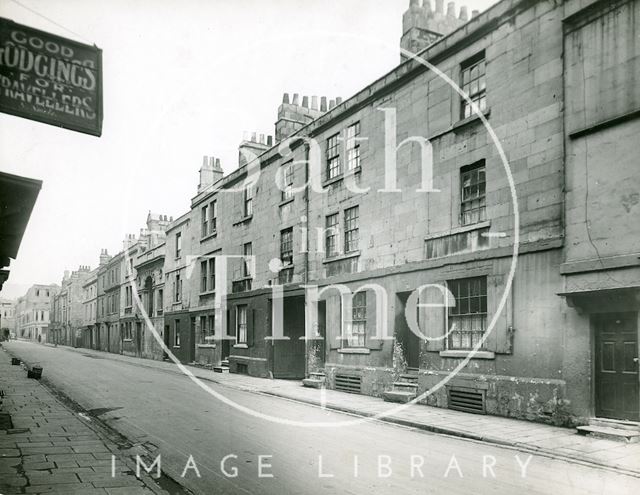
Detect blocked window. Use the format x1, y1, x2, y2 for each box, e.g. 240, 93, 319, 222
460, 161, 486, 225
447, 277, 487, 350
460, 52, 487, 120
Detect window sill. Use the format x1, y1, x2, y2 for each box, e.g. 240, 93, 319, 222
430, 108, 491, 140
439, 350, 495, 360
233, 343, 248, 349
173, 345, 180, 349
338, 348, 370, 354
344, 166, 361, 177
200, 231, 218, 242
323, 251, 361, 264
322, 175, 344, 188
425, 220, 491, 241
279, 198, 294, 208
233, 215, 253, 226
454, 107, 491, 130
197, 344, 216, 349
199, 290, 216, 297
123, 339, 133, 342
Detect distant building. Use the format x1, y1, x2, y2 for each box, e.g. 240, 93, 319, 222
49, 266, 92, 346
15, 284, 59, 342
81, 268, 99, 349
122, 213, 171, 360
0, 298, 16, 339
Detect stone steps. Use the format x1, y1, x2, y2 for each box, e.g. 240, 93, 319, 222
576, 425, 640, 443
302, 371, 326, 389
383, 372, 419, 403
383, 390, 416, 403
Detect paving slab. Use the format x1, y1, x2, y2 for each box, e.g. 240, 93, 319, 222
0, 350, 168, 495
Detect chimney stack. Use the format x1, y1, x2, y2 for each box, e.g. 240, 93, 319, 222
99, 249, 111, 266
400, 0, 468, 61
274, 91, 338, 142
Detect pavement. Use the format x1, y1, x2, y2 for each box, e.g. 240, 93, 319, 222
32, 342, 640, 478
2, 340, 640, 494
0, 348, 168, 495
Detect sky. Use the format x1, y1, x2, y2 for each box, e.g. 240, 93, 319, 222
0, 0, 497, 300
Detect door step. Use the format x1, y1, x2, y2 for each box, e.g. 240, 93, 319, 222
383, 373, 419, 403
588, 417, 640, 431
302, 372, 326, 389
213, 366, 229, 373
576, 425, 640, 443
383, 390, 416, 403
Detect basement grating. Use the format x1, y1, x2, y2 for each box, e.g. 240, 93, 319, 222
334, 374, 362, 394
447, 387, 486, 414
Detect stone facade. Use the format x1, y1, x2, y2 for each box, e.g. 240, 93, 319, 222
49, 266, 92, 346
34, 0, 640, 425
0, 298, 16, 338
14, 284, 59, 342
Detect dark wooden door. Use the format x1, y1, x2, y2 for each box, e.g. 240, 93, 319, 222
136, 322, 142, 357
594, 312, 639, 421
189, 318, 196, 363
396, 292, 420, 369
273, 296, 306, 379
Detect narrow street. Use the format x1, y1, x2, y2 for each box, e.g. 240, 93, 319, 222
4, 341, 638, 495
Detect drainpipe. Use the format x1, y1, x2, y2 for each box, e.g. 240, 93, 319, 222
303, 142, 311, 379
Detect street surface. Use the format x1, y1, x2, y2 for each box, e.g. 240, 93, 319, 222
5, 340, 639, 495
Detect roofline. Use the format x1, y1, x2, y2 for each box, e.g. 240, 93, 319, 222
190, 0, 535, 208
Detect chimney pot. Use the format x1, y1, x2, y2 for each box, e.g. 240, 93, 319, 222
320, 96, 327, 111
459, 5, 468, 20
435, 0, 444, 13
292, 93, 299, 105
447, 1, 455, 17
336, 97, 343, 105
202, 155, 208, 167
267, 135, 273, 146
215, 158, 221, 169
251, 132, 257, 142
259, 133, 265, 144
302, 95, 309, 108
471, 9, 479, 18
423, 0, 432, 14
283, 92, 290, 104
329, 99, 335, 109
311, 95, 318, 110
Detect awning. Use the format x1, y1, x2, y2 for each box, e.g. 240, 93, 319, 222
558, 286, 640, 313
0, 171, 42, 261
